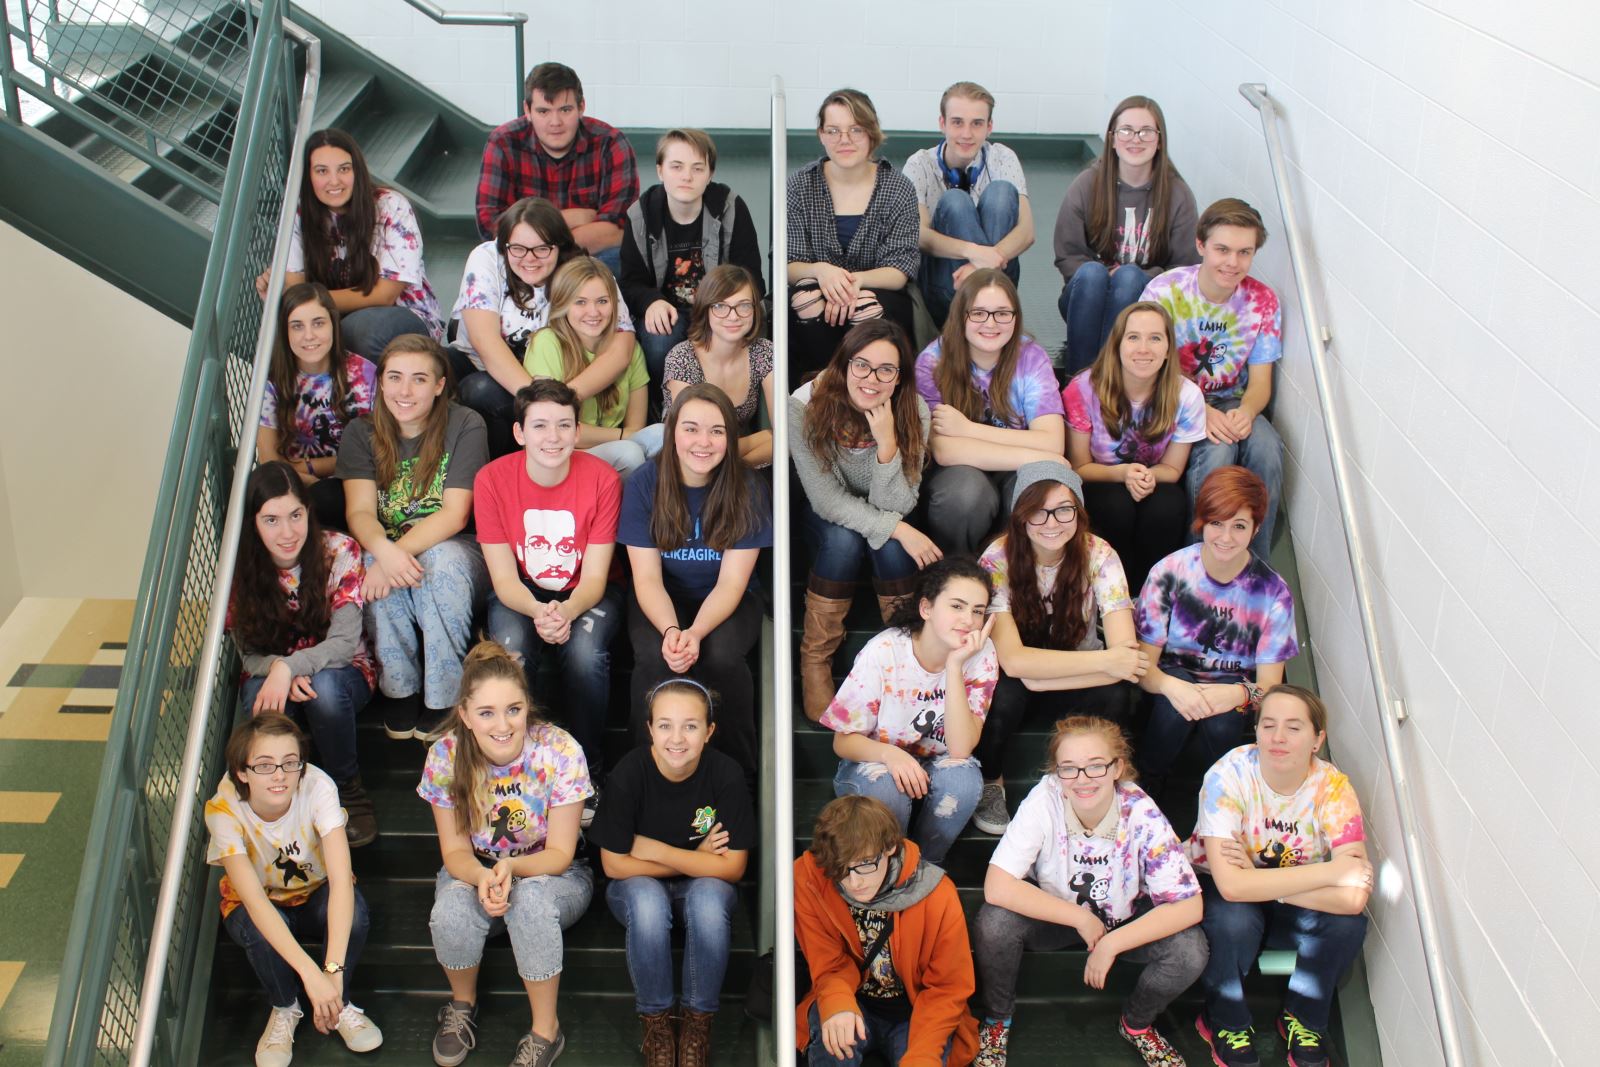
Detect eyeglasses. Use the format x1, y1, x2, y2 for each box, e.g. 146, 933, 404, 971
246, 759, 305, 776
1054, 760, 1115, 780
1026, 504, 1079, 526
845, 857, 884, 877
821, 125, 869, 143
1113, 125, 1160, 143
709, 300, 756, 319
847, 357, 899, 383
506, 242, 557, 261
966, 308, 1017, 325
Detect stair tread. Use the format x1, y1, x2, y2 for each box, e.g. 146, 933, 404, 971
347, 107, 437, 184
310, 68, 376, 130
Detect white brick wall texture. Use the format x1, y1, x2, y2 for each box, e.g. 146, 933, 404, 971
1106, 1, 1600, 1064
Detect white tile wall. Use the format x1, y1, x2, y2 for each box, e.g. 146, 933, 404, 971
1107, 1, 1600, 1063
290, 0, 1110, 132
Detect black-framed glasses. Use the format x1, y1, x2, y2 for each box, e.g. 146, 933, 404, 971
506, 242, 557, 261
247, 759, 305, 776
1113, 125, 1160, 143
845, 857, 884, 877
1054, 760, 1115, 781
1026, 504, 1079, 526
847, 357, 899, 383
709, 300, 756, 319
966, 308, 1017, 325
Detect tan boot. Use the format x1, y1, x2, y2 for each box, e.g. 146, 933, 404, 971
874, 574, 920, 626
639, 1009, 676, 1067
800, 581, 853, 722
678, 1009, 715, 1067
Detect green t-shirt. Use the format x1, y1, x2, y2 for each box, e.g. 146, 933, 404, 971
523, 329, 649, 428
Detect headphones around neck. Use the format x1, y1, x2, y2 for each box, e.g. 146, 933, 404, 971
937, 142, 987, 192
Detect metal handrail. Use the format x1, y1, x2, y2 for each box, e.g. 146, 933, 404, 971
397, 0, 526, 108
1238, 83, 1464, 1067
768, 73, 795, 1056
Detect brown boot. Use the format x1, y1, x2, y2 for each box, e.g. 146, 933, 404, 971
337, 775, 378, 848
678, 1008, 715, 1067
874, 574, 920, 626
800, 579, 853, 722
639, 1009, 676, 1067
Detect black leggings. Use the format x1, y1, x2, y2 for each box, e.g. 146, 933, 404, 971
1082, 481, 1188, 596
975, 673, 1140, 780
787, 284, 915, 386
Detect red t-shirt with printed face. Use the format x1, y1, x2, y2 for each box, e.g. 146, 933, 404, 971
473, 450, 622, 592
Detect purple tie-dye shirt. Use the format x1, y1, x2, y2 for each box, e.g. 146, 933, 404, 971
1061, 369, 1207, 466
1136, 544, 1298, 682
914, 335, 1065, 429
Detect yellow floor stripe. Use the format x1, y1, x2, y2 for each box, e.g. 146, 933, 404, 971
0, 854, 18, 888
0, 599, 82, 716
0, 792, 60, 823
0, 962, 21, 1014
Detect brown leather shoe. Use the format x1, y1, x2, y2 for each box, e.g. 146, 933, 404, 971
337, 775, 378, 848
678, 1009, 714, 1067
800, 583, 853, 722
639, 1009, 676, 1067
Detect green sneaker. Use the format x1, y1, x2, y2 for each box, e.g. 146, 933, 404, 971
1195, 1012, 1259, 1067
1279, 1011, 1330, 1067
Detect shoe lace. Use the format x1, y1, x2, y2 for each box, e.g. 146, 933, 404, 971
265, 1005, 302, 1045
337, 1003, 369, 1031
438, 1003, 476, 1047
979, 1018, 1010, 1051
1284, 1014, 1323, 1047
511, 1033, 544, 1067
1217, 1026, 1254, 1050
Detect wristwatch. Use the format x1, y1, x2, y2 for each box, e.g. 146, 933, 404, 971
323, 960, 344, 975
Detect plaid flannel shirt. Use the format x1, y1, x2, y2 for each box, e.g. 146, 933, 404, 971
475, 115, 640, 239
785, 157, 921, 281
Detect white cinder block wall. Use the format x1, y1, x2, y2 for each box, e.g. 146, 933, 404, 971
1106, 2, 1600, 1065
291, 0, 1109, 134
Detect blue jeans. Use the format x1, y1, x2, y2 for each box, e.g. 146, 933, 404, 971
487, 582, 624, 780
222, 883, 370, 1009
1058, 262, 1154, 376
1138, 666, 1252, 781
430, 864, 593, 982
363, 536, 489, 710
806, 1001, 952, 1065
592, 244, 622, 277
1185, 398, 1284, 559
340, 305, 433, 363
605, 876, 738, 1015
799, 497, 919, 586
1199, 875, 1368, 1032
237, 666, 370, 784
921, 183, 1021, 325
833, 755, 982, 865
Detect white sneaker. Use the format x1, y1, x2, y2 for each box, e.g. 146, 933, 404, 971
335, 1002, 384, 1053
255, 1002, 303, 1067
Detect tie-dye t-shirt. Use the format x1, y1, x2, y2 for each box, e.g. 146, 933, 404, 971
913, 335, 1065, 429
820, 628, 999, 758
977, 533, 1132, 651
259, 355, 377, 461
416, 722, 593, 861
989, 778, 1199, 929
1061, 369, 1208, 466
1140, 266, 1282, 402
288, 189, 443, 338
205, 763, 346, 918
1188, 744, 1365, 873
1137, 545, 1298, 682
335, 403, 489, 539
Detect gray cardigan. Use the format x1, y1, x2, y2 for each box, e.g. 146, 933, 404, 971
238, 602, 364, 679
789, 380, 931, 549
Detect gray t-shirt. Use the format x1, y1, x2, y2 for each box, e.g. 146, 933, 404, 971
902, 141, 1029, 214
335, 402, 488, 539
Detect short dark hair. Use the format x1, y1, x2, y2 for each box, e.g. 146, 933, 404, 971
524, 62, 583, 108
514, 378, 581, 425
810, 796, 903, 881
224, 713, 307, 801
1197, 196, 1268, 248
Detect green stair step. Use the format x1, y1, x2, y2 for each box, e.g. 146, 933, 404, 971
310, 68, 378, 131
347, 106, 440, 186
404, 145, 481, 222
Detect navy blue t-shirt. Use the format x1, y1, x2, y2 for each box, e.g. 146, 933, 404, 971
618, 464, 772, 600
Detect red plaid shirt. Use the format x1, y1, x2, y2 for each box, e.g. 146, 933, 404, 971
476, 115, 640, 239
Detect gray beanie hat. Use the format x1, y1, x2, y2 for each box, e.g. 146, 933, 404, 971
1010, 459, 1084, 513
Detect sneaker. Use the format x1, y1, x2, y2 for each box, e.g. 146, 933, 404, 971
1120, 1016, 1187, 1066
335, 1002, 384, 1053
511, 1027, 566, 1067
255, 1002, 302, 1067
1195, 1013, 1259, 1067
973, 1016, 1010, 1067
383, 693, 423, 740
1279, 1011, 1330, 1067
417, 705, 458, 741
973, 781, 1011, 835
432, 999, 478, 1066
581, 786, 600, 829
338, 776, 379, 848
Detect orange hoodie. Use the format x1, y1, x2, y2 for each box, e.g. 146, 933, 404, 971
793, 840, 978, 1066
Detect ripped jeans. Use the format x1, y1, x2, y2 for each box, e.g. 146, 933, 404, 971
833, 754, 982, 864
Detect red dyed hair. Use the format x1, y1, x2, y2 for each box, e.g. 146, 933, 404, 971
1191, 465, 1269, 533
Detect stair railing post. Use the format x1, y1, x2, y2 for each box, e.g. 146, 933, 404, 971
0, 4, 19, 121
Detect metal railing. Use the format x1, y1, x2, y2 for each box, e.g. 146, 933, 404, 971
1238, 82, 1464, 1067
398, 0, 525, 106
40, 3, 317, 1064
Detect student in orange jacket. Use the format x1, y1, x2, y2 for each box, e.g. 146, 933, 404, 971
794, 795, 979, 1066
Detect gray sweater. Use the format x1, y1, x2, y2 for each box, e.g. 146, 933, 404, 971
1053, 160, 1200, 280
237, 602, 364, 679
789, 380, 930, 550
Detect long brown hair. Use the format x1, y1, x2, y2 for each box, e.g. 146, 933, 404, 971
650, 382, 762, 551
802, 320, 925, 482
1003, 479, 1094, 650
497, 197, 582, 312
231, 461, 334, 656
269, 282, 356, 456
684, 264, 763, 348
933, 269, 1025, 429
1087, 96, 1181, 268
371, 335, 453, 503
298, 128, 382, 294
542, 257, 623, 418
1090, 301, 1183, 442
442, 641, 540, 837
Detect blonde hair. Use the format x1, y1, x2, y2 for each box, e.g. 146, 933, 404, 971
816, 88, 885, 155
441, 641, 538, 837
543, 256, 622, 419
940, 81, 995, 119
1042, 716, 1138, 784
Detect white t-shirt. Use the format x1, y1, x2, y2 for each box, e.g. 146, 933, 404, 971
820, 627, 999, 758
902, 141, 1030, 214
204, 763, 346, 918
988, 777, 1199, 929
287, 188, 443, 337
978, 533, 1133, 651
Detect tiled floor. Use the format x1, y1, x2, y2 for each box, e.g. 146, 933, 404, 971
0, 597, 131, 1066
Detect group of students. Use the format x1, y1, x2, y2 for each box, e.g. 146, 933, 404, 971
204, 53, 1368, 1067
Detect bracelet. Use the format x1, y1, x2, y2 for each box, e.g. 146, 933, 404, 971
663, 625, 681, 636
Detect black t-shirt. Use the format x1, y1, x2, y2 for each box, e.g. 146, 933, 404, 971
663, 213, 706, 308
588, 745, 754, 855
